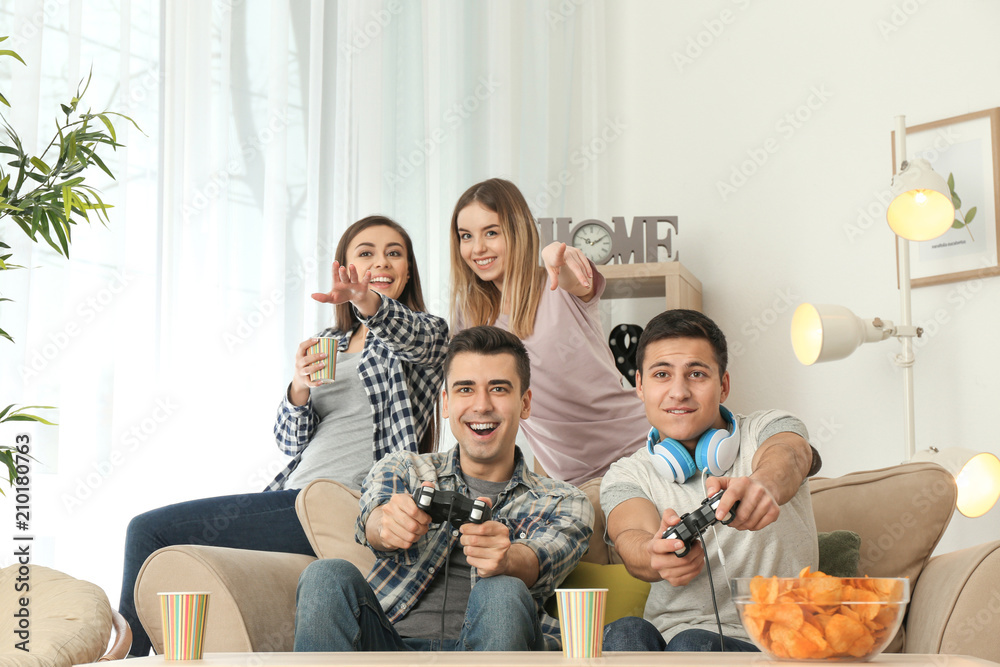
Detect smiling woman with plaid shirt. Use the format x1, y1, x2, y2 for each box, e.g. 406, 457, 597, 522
118, 216, 448, 657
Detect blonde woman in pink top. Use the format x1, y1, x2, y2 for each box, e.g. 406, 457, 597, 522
450, 178, 648, 485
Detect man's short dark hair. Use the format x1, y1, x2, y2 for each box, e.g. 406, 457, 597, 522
445, 326, 531, 394
636, 309, 728, 375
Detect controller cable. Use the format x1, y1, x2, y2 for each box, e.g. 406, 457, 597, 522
438, 496, 457, 646
698, 530, 727, 651
699, 470, 729, 651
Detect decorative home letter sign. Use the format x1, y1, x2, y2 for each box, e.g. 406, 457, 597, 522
537, 216, 679, 264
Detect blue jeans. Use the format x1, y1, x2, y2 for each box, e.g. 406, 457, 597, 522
119, 489, 312, 656
294, 559, 545, 651
603, 616, 759, 652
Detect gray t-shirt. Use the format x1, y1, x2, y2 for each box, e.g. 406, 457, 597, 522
600, 410, 819, 643
392, 474, 507, 640
284, 352, 374, 490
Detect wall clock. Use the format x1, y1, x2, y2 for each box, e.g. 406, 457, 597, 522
571, 221, 614, 264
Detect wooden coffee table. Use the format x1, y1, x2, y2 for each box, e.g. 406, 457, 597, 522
77, 652, 1000, 666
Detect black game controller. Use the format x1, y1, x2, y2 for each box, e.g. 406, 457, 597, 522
661, 490, 739, 557
412, 486, 492, 529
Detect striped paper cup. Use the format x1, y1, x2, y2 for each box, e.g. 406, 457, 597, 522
159, 592, 210, 660
308, 337, 337, 384
556, 588, 607, 658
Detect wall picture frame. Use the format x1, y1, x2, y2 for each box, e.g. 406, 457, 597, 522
890, 108, 1000, 288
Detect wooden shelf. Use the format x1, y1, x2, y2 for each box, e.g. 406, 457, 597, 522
600, 261, 702, 311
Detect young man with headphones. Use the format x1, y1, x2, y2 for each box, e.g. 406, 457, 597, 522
601, 309, 822, 652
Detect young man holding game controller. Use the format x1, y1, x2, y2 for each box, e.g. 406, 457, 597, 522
294, 326, 594, 652
601, 309, 822, 652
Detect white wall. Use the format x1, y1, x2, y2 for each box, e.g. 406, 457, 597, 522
581, 0, 1000, 553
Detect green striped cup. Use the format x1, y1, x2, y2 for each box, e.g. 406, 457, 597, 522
159, 592, 210, 660
308, 337, 337, 384
556, 588, 607, 658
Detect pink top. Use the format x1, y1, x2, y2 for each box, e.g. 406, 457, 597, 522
463, 271, 648, 485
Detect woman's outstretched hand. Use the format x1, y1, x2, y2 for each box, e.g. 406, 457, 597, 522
312, 260, 371, 305
542, 241, 593, 291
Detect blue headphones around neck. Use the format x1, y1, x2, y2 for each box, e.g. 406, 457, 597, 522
646, 406, 740, 483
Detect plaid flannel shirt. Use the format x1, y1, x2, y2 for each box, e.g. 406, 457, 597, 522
267, 295, 448, 491
355, 446, 595, 650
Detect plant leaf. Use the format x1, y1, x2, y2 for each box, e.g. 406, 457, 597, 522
29, 156, 51, 174
952, 192, 962, 209
953, 219, 965, 229
965, 206, 977, 224
5, 414, 57, 425
0, 450, 14, 492
50, 209, 70, 256
62, 184, 73, 221
0, 326, 12, 343
948, 173, 955, 190
0, 46, 27, 65
95, 113, 117, 144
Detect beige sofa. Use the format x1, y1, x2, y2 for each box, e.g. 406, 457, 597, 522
134, 462, 1000, 661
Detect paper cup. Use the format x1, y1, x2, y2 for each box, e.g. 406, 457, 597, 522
159, 592, 210, 660
556, 588, 607, 658
308, 337, 337, 384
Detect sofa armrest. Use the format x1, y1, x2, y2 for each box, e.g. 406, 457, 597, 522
905, 540, 1000, 661
135, 545, 315, 653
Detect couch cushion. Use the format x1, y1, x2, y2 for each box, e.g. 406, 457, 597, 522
810, 462, 955, 585
295, 478, 377, 571
0, 564, 113, 667
817, 530, 861, 577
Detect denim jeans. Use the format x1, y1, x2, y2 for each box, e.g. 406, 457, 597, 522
603, 616, 759, 652
294, 559, 545, 652
119, 488, 312, 656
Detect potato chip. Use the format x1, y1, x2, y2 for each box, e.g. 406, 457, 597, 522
769, 623, 818, 659
762, 603, 804, 631
824, 613, 867, 653
750, 575, 779, 604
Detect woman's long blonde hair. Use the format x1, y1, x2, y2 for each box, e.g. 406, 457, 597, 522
449, 178, 544, 338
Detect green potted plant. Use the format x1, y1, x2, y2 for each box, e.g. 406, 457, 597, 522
0, 36, 140, 489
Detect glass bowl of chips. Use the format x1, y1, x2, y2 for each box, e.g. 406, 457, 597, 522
731, 568, 909, 661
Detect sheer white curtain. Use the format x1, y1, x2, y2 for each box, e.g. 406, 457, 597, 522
0, 0, 160, 586
0, 0, 608, 604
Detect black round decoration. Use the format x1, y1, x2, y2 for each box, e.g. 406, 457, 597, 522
609, 323, 643, 386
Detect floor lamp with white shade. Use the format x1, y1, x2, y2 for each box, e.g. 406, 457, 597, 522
790, 115, 1000, 519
